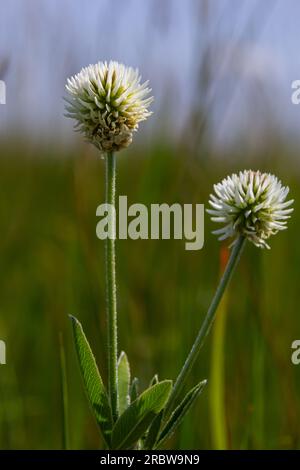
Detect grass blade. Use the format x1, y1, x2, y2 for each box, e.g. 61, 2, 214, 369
59, 332, 70, 450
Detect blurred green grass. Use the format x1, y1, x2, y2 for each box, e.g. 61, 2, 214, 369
0, 140, 299, 449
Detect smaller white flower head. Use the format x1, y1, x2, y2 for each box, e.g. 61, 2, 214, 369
207, 170, 294, 249
65, 61, 153, 153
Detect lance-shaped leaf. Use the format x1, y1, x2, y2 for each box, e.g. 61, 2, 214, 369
156, 379, 207, 448
149, 373, 159, 387
130, 377, 139, 402
111, 380, 172, 450
69, 315, 113, 447
117, 351, 131, 415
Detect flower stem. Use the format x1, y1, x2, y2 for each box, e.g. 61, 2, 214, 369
105, 151, 118, 421
165, 235, 246, 418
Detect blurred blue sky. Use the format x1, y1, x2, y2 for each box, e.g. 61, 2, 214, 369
1, 0, 300, 150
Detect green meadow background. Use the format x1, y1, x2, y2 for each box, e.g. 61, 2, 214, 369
1, 0, 300, 451
0, 140, 299, 449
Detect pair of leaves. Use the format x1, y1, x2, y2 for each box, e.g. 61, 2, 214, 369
70, 316, 172, 449
111, 380, 172, 449
156, 379, 207, 448
143, 379, 207, 450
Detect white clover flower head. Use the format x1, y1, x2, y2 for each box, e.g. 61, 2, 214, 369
207, 170, 294, 249
65, 61, 153, 153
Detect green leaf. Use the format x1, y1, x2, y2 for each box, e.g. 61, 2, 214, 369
69, 315, 113, 447
156, 379, 207, 448
112, 380, 172, 450
117, 351, 131, 415
149, 374, 159, 387
142, 374, 161, 450
142, 411, 163, 450
130, 377, 139, 402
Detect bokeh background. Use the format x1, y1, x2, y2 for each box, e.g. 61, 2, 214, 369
0, 0, 300, 449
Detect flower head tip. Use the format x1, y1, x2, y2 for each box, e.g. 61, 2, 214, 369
65, 61, 153, 153
207, 170, 294, 249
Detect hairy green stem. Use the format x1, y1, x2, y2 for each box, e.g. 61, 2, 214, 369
105, 152, 118, 421
165, 235, 246, 418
